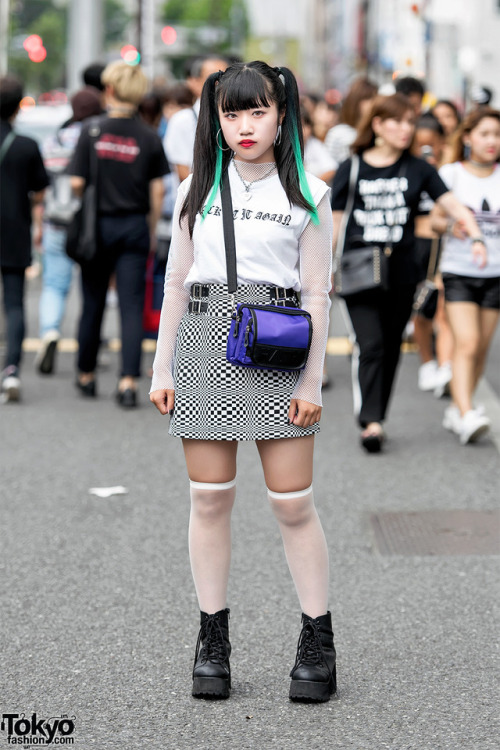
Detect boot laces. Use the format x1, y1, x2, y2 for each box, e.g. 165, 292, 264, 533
291, 619, 334, 680
194, 614, 229, 667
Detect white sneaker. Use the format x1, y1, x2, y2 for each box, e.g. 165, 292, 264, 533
434, 362, 452, 398
418, 360, 439, 391
443, 405, 461, 433
34, 329, 60, 375
1, 367, 21, 403
459, 409, 491, 445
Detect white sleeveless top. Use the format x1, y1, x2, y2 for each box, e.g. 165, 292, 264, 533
183, 160, 330, 291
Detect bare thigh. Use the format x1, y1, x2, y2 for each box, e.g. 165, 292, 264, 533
256, 435, 315, 493
446, 302, 480, 351
182, 439, 238, 483
479, 308, 500, 351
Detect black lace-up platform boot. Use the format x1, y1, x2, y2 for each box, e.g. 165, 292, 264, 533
289, 611, 337, 702
192, 608, 231, 699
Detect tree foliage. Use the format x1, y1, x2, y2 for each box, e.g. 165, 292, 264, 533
161, 0, 248, 53
163, 0, 239, 23
8, 0, 131, 93
9, 5, 67, 92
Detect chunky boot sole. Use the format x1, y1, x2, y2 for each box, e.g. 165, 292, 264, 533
289, 669, 337, 703
192, 675, 230, 699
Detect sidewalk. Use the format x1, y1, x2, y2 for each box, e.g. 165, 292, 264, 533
0, 274, 498, 750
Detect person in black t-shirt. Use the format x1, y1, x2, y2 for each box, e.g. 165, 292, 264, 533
331, 94, 486, 452
0, 75, 49, 403
70, 61, 169, 407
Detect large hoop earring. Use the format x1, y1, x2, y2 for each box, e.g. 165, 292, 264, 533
274, 124, 282, 146
216, 128, 230, 151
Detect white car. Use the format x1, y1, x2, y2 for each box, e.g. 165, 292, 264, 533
13, 103, 73, 145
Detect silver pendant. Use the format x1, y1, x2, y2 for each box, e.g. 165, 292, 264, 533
243, 191, 252, 201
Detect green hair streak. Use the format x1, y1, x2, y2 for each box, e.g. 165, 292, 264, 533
290, 120, 320, 225
202, 122, 223, 221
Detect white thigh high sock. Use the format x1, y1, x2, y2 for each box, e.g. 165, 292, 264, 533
267, 485, 329, 618
189, 479, 236, 614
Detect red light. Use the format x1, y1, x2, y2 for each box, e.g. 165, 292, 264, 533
23, 34, 43, 53
120, 44, 137, 57
161, 26, 177, 46
29, 46, 47, 63
120, 44, 140, 65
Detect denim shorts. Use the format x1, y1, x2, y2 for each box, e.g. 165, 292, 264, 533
442, 273, 500, 310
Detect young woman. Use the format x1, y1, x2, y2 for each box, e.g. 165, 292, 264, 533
331, 94, 486, 452
70, 61, 169, 406
410, 114, 454, 396
150, 62, 335, 702
431, 108, 500, 445
324, 77, 378, 165
431, 100, 462, 165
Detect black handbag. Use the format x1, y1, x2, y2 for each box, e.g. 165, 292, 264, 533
337, 237, 391, 297
65, 123, 100, 264
335, 154, 406, 297
413, 238, 440, 319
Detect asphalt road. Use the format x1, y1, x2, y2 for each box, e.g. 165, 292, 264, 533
1, 274, 499, 750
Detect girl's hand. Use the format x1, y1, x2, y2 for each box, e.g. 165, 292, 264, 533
288, 399, 322, 428
451, 219, 467, 240
472, 240, 488, 269
150, 388, 175, 415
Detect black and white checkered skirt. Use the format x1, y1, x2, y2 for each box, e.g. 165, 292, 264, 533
169, 283, 320, 441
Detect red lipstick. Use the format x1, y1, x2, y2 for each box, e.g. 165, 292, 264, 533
240, 140, 256, 148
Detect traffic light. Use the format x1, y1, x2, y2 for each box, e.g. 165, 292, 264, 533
120, 44, 141, 65
161, 26, 177, 46
23, 34, 47, 63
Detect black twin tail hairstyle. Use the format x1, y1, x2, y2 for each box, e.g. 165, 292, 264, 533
180, 61, 320, 237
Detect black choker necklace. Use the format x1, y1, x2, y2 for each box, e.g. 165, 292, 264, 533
469, 159, 496, 169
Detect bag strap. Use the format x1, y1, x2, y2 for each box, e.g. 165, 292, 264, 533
334, 153, 359, 266
425, 237, 441, 280
87, 121, 100, 187
0, 131, 16, 166
221, 168, 238, 294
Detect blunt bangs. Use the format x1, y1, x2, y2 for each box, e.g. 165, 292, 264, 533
376, 93, 414, 122
217, 67, 273, 113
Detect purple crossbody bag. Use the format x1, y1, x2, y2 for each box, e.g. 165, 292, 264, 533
222, 171, 313, 372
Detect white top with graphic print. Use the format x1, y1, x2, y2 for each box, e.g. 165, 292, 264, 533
151, 160, 333, 406
184, 160, 329, 290
439, 162, 500, 278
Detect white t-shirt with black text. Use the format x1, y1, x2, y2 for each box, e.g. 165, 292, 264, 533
331, 153, 448, 284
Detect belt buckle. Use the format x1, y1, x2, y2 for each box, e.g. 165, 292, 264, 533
192, 283, 203, 298
272, 287, 288, 307
191, 284, 205, 314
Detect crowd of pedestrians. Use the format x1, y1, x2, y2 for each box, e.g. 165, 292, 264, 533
0, 62, 498, 449
1, 50, 499, 707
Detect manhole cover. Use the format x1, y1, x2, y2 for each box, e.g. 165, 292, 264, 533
370, 510, 500, 556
